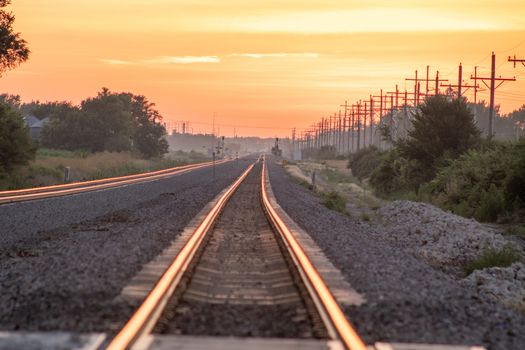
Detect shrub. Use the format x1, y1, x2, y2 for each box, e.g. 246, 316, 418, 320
0, 102, 35, 175
321, 191, 347, 214
321, 168, 354, 184
348, 145, 384, 180
505, 225, 525, 238
421, 139, 525, 222
397, 95, 480, 185
368, 149, 422, 196
464, 246, 521, 275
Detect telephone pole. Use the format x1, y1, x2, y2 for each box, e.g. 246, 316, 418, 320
372, 90, 386, 135
508, 55, 525, 68
340, 101, 351, 154
370, 95, 374, 146
470, 52, 516, 138
355, 102, 361, 152
363, 102, 367, 148
441, 63, 478, 100
406, 69, 448, 105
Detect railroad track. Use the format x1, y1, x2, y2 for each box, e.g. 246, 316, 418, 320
106, 157, 367, 350
0, 159, 229, 204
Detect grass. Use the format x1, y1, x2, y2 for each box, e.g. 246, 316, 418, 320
321, 168, 355, 185
464, 246, 522, 275
296, 178, 314, 191
0, 149, 211, 190
361, 213, 371, 221
505, 225, 525, 238
321, 191, 347, 214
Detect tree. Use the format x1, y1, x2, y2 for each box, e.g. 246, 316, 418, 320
80, 89, 134, 152
41, 89, 169, 157
397, 95, 480, 183
129, 94, 168, 158
0, 101, 34, 174
22, 101, 75, 120
0, 93, 21, 109
0, 1, 29, 75
40, 105, 94, 151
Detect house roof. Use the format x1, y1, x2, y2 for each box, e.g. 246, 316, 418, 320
30, 117, 49, 128
23, 114, 40, 127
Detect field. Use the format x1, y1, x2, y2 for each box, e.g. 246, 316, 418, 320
0, 149, 211, 190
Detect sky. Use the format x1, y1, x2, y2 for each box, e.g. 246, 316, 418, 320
1, 0, 525, 137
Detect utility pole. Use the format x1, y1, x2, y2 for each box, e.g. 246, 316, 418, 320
441, 63, 478, 100
373, 90, 384, 133
508, 55, 525, 68
458, 63, 462, 97
390, 95, 394, 141
356, 103, 361, 152
435, 71, 439, 95
470, 52, 516, 138
425, 65, 429, 95
351, 107, 356, 152
370, 95, 374, 145
406, 69, 447, 105
363, 102, 367, 148
340, 101, 350, 154
471, 66, 481, 104
338, 110, 342, 154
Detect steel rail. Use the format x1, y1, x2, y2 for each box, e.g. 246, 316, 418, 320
261, 159, 367, 350
105, 162, 255, 350
0, 159, 229, 204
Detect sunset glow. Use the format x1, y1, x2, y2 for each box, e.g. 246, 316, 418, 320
2, 0, 525, 137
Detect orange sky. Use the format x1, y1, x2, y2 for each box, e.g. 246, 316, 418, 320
1, 0, 525, 137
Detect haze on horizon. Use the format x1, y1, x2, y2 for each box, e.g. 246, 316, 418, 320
1, 0, 525, 137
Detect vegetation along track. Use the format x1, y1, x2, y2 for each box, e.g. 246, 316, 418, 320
0, 159, 229, 204
106, 157, 366, 350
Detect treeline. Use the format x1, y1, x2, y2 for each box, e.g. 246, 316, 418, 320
2, 88, 169, 158
350, 96, 525, 223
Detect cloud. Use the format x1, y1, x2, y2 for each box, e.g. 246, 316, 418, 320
100, 59, 132, 65
214, 8, 505, 33
230, 53, 320, 59
145, 56, 221, 64
100, 56, 221, 66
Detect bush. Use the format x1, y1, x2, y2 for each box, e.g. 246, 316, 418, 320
321, 191, 347, 214
368, 149, 423, 196
0, 102, 35, 175
321, 168, 354, 184
506, 225, 525, 238
319, 145, 337, 159
421, 139, 525, 222
464, 246, 521, 275
397, 95, 480, 185
348, 145, 384, 180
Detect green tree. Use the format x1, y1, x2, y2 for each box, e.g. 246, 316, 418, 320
21, 101, 75, 120
80, 88, 134, 152
0, 93, 21, 109
397, 95, 480, 183
41, 89, 168, 157
0, 102, 34, 174
0, 1, 29, 75
0, 2, 30, 175
40, 105, 94, 151
129, 95, 168, 158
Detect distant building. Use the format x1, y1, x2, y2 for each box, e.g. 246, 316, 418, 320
23, 114, 49, 139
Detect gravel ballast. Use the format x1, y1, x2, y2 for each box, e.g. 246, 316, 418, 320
462, 263, 525, 310
268, 160, 525, 350
379, 200, 512, 271
0, 158, 252, 332
162, 163, 316, 338
0, 161, 240, 249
